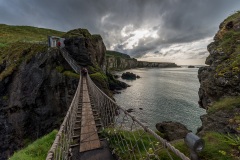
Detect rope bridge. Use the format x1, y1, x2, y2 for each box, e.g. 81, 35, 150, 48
46, 49, 190, 160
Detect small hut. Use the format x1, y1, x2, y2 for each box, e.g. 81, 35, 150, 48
48, 36, 65, 48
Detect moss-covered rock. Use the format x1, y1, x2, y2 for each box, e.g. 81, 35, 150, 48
63, 28, 91, 38
199, 11, 240, 109
0, 42, 48, 80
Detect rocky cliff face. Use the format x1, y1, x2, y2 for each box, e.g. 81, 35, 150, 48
137, 61, 179, 68
0, 48, 78, 159
63, 29, 106, 70
198, 12, 240, 109
198, 12, 240, 135
106, 56, 138, 69
106, 52, 178, 70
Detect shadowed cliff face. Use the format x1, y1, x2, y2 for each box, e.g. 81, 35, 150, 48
198, 12, 240, 135
63, 29, 106, 70
0, 49, 78, 159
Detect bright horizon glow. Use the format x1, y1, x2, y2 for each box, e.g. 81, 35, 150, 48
137, 57, 207, 65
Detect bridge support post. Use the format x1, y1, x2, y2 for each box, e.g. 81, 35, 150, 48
184, 132, 205, 160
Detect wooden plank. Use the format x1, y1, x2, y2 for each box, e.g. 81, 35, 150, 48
83, 85, 88, 91
90, 140, 101, 149
80, 141, 91, 152
83, 79, 87, 84
82, 93, 90, 102
80, 77, 101, 152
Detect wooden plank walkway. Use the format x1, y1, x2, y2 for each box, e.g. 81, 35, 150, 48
80, 77, 101, 152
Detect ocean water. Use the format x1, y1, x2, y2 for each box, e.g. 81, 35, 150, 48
114, 67, 206, 133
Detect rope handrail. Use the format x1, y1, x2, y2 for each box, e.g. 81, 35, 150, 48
60, 48, 81, 74
86, 73, 190, 160
46, 74, 81, 159
47, 48, 190, 160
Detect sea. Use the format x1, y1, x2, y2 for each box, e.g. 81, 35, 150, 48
114, 67, 206, 133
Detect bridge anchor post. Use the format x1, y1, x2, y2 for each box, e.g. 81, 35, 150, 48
184, 132, 205, 160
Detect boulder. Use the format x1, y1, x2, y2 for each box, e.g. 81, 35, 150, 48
121, 72, 140, 80
156, 121, 190, 141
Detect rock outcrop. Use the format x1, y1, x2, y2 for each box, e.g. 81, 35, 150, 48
64, 29, 106, 70
121, 72, 140, 80
198, 12, 240, 109
0, 48, 78, 159
156, 121, 190, 141
198, 11, 240, 135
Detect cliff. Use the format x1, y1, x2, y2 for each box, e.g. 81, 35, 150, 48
0, 46, 79, 159
63, 29, 128, 96
63, 29, 106, 69
106, 50, 179, 70
0, 26, 110, 159
198, 11, 240, 135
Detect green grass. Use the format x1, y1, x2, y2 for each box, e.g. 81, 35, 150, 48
0, 24, 64, 80
10, 130, 57, 160
106, 50, 131, 59
102, 128, 161, 159
55, 66, 64, 73
103, 128, 240, 160
63, 71, 79, 78
0, 42, 48, 80
208, 96, 240, 113
0, 24, 64, 47
214, 11, 240, 77
91, 34, 103, 41
199, 132, 239, 160
63, 28, 91, 38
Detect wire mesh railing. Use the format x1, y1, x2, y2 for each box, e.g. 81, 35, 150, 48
46, 74, 82, 160
86, 74, 190, 160
47, 47, 190, 160
60, 48, 81, 74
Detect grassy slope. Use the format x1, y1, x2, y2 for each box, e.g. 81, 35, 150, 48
10, 130, 57, 160
0, 24, 64, 47
106, 50, 131, 59
0, 24, 64, 80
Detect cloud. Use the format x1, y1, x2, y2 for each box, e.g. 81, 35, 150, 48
0, 0, 240, 64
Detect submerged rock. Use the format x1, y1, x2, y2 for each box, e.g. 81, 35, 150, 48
126, 108, 134, 113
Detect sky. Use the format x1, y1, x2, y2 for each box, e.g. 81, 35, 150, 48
0, 0, 240, 65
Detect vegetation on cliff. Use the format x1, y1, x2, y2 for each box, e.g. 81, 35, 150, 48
0, 42, 47, 80
0, 24, 64, 48
207, 11, 240, 77
197, 11, 240, 159
106, 50, 131, 59
0, 24, 65, 80
88, 65, 129, 96
10, 130, 57, 160
63, 28, 103, 41
199, 11, 240, 108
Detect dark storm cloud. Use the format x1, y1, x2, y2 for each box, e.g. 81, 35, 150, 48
0, 0, 240, 58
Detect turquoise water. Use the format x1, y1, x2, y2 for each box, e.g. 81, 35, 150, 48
114, 67, 206, 133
